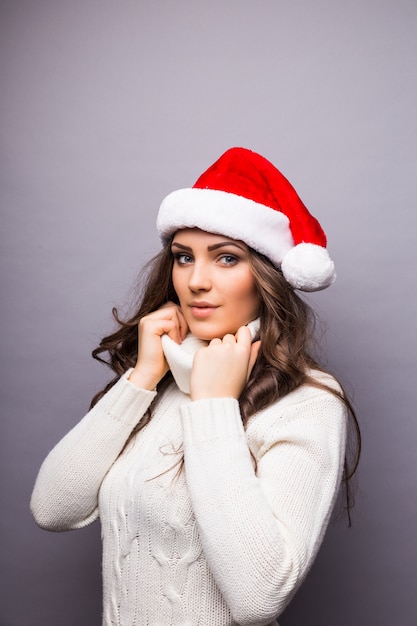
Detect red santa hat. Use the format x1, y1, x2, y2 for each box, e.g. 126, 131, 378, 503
157, 147, 336, 291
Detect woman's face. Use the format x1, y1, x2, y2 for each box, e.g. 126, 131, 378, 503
171, 228, 260, 341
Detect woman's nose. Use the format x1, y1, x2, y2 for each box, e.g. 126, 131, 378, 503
188, 262, 211, 291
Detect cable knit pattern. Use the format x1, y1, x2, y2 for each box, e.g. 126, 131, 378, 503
31, 333, 347, 625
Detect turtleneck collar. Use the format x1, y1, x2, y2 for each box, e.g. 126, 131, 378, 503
161, 319, 260, 394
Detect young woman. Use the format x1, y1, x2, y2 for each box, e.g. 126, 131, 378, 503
31, 147, 360, 626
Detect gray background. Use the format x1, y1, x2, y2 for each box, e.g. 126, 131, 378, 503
1, 1, 416, 625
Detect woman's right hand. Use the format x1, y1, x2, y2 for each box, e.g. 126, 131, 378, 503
128, 302, 188, 390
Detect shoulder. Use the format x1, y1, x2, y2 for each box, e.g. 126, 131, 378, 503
246, 368, 347, 462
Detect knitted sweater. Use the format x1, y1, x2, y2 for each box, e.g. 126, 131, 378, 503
31, 332, 347, 626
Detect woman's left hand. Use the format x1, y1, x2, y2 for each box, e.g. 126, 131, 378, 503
190, 326, 261, 401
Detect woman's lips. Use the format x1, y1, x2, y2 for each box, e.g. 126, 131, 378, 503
189, 303, 219, 319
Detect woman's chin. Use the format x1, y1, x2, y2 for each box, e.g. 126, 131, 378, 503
187, 321, 237, 341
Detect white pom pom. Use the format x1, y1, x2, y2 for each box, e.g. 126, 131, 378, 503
281, 243, 336, 291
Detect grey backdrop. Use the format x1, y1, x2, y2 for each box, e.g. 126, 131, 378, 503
1, 1, 416, 625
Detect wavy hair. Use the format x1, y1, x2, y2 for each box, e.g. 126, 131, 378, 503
91, 237, 361, 524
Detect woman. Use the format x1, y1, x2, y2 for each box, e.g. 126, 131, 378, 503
31, 147, 360, 626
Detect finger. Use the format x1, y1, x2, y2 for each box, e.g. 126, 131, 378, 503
235, 325, 252, 348
144, 318, 178, 339
164, 304, 188, 342
166, 312, 185, 344
222, 334, 236, 344
149, 303, 188, 343
209, 337, 222, 346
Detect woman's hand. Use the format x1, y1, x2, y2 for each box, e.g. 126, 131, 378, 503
190, 326, 261, 401
129, 302, 188, 390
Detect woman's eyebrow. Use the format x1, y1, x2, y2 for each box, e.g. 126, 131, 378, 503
171, 241, 246, 252
171, 242, 192, 251
207, 242, 246, 252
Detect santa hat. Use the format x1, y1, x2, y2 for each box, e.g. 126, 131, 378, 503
157, 147, 335, 291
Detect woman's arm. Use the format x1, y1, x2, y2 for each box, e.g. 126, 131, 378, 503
181, 387, 347, 625
31, 302, 187, 532
30, 371, 156, 531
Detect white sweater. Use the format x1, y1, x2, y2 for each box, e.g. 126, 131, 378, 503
31, 333, 347, 626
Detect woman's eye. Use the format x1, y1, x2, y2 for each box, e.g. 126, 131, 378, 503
175, 253, 193, 265
219, 254, 238, 266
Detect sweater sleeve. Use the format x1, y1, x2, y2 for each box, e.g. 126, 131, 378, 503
180, 385, 347, 625
30, 370, 156, 532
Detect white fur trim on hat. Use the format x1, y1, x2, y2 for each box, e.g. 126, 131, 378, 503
281, 243, 336, 291
157, 187, 294, 267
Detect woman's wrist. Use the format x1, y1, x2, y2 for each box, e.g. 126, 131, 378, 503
128, 367, 159, 391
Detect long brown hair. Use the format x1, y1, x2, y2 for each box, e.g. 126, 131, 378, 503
91, 237, 361, 524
